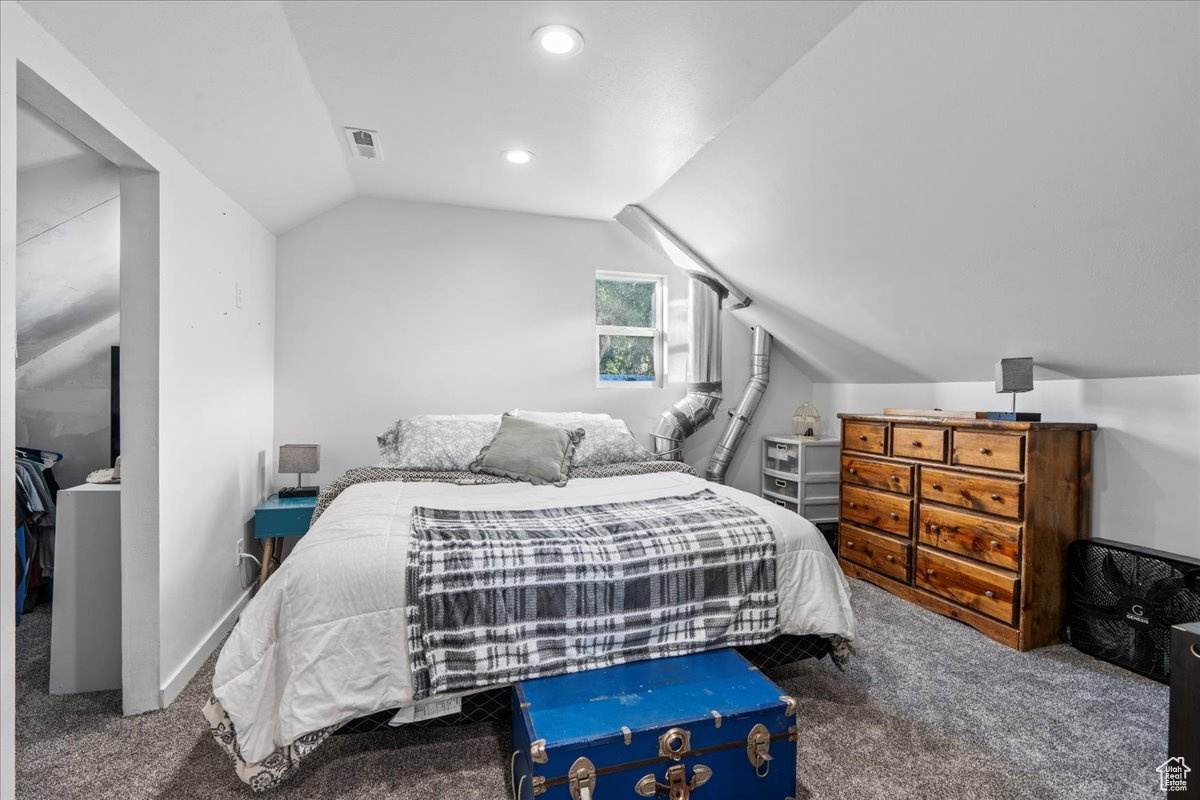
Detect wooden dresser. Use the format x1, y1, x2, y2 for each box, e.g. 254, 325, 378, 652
836, 413, 1097, 650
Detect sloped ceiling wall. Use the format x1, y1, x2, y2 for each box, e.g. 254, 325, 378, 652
643, 0, 1199, 383
16, 99, 119, 367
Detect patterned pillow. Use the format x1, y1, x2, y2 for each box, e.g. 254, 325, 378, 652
377, 417, 502, 471
510, 413, 654, 467
568, 419, 656, 467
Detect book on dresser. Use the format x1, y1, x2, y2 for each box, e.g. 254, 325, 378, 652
836, 413, 1097, 651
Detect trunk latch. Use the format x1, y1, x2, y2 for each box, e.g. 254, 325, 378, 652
568, 757, 597, 800
635, 762, 713, 799
746, 723, 773, 777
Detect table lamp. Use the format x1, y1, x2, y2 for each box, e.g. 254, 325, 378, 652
279, 444, 320, 498
987, 358, 1041, 421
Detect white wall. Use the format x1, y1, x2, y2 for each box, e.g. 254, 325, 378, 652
644, 0, 1199, 383
814, 375, 1200, 559
2, 3, 276, 726
275, 197, 810, 496
15, 314, 117, 489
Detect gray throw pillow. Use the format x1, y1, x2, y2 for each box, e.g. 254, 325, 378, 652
469, 416, 584, 487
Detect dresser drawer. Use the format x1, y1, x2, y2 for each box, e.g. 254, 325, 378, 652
952, 430, 1025, 473
842, 455, 912, 494
918, 505, 1022, 571
764, 474, 798, 499
843, 421, 888, 455
920, 467, 1023, 520
764, 440, 799, 474
801, 500, 839, 523
840, 523, 910, 581
915, 547, 1018, 625
841, 484, 912, 536
768, 496, 798, 514
892, 426, 948, 462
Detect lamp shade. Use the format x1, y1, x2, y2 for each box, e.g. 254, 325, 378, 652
995, 358, 1034, 394
279, 444, 320, 475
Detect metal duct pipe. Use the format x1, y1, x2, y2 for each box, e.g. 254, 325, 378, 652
650, 275, 725, 460
706, 326, 772, 484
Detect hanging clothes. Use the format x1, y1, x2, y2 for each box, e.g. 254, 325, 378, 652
15, 448, 61, 618
15, 523, 27, 626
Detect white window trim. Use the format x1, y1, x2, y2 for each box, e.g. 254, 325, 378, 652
595, 271, 666, 389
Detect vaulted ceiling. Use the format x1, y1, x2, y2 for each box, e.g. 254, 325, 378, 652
19, 0, 861, 230
642, 1, 1199, 381
16, 0, 1198, 383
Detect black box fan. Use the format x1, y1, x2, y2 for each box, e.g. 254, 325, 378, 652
1066, 538, 1200, 683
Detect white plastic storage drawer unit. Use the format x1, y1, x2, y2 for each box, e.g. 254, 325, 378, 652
762, 436, 840, 524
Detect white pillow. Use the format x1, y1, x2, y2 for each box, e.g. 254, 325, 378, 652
518, 416, 655, 467
509, 409, 613, 422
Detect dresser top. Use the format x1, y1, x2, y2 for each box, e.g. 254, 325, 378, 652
838, 413, 1097, 432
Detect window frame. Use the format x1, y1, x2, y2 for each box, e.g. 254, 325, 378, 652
594, 270, 666, 389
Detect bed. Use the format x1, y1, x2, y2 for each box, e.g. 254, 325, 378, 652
204, 457, 857, 791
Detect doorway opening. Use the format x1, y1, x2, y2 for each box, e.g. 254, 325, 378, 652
14, 96, 122, 696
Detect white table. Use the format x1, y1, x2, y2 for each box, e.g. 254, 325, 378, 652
50, 483, 121, 695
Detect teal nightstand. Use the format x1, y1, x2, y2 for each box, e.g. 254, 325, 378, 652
254, 495, 317, 587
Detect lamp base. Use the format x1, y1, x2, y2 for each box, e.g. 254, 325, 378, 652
985, 411, 1042, 422
280, 485, 319, 499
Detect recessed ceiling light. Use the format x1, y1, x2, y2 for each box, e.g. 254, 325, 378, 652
503, 149, 535, 165
532, 24, 584, 57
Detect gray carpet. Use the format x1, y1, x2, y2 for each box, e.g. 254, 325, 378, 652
15, 579, 1169, 799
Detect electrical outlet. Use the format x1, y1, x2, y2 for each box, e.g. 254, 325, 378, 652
235, 537, 244, 569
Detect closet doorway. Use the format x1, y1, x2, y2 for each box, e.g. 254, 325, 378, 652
14, 97, 122, 694
3, 63, 163, 791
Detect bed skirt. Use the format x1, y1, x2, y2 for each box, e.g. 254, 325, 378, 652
332, 633, 833, 736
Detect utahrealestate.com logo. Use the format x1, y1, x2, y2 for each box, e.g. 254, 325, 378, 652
1158, 757, 1190, 792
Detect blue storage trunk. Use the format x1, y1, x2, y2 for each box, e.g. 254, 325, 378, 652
511, 649, 798, 799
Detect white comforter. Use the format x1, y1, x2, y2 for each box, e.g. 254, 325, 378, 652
212, 472, 857, 763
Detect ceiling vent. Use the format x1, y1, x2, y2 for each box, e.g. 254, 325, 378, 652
344, 127, 382, 160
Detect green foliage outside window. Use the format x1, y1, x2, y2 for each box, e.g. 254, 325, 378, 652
598, 335, 655, 380
596, 278, 658, 382
596, 279, 655, 327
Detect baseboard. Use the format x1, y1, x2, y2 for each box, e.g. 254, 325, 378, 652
159, 588, 251, 708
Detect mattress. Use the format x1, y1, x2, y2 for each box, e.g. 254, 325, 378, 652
210, 471, 858, 766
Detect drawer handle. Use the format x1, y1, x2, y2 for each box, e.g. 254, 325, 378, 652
775, 479, 787, 488
774, 500, 786, 507
984, 590, 995, 599
931, 482, 943, 491
911, 440, 922, 447
979, 447, 990, 455
990, 540, 1000, 549
775, 443, 789, 452
858, 435, 868, 442
925, 568, 935, 576
848, 501, 857, 509
848, 468, 857, 474
1191, 643, 1200, 660
889, 512, 899, 521
846, 541, 855, 549
929, 524, 941, 533
991, 493, 1001, 501
889, 475, 899, 482
886, 555, 895, 562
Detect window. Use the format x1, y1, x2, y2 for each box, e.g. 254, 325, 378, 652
595, 271, 665, 387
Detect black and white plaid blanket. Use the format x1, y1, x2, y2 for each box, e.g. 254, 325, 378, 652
406, 489, 779, 699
